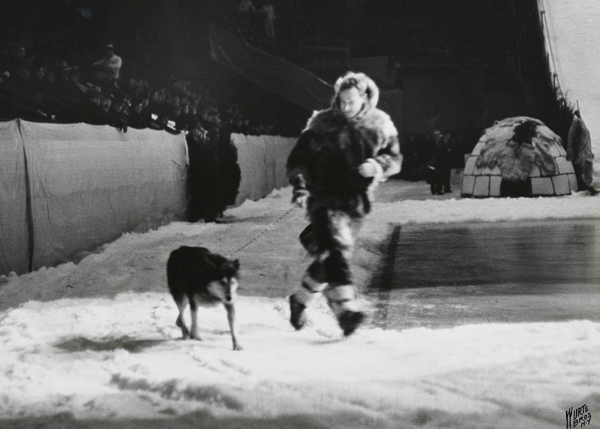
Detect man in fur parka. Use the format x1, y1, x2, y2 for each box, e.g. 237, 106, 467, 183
286, 71, 402, 336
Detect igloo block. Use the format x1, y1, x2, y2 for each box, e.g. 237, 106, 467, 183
567, 173, 578, 192
556, 157, 575, 174
461, 175, 476, 196
531, 177, 555, 196
530, 164, 541, 177
489, 176, 502, 196
547, 142, 562, 157
464, 156, 477, 175
480, 165, 502, 176
552, 175, 571, 196
473, 176, 490, 197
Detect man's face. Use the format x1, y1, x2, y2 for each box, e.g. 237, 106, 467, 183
339, 87, 365, 118
17, 68, 29, 80
192, 128, 204, 140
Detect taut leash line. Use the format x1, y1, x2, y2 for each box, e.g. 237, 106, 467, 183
227, 206, 297, 258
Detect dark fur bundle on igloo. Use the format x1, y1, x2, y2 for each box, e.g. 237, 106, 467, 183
461, 117, 577, 197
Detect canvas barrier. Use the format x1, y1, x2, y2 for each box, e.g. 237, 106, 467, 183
0, 120, 188, 275
0, 121, 30, 276
232, 133, 297, 205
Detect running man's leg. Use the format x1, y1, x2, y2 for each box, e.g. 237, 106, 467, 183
322, 211, 365, 336
289, 258, 328, 330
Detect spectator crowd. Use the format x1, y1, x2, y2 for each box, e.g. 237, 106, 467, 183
0, 42, 276, 137
0, 39, 287, 222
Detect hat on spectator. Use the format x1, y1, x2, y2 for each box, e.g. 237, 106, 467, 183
55, 60, 71, 72
106, 44, 114, 49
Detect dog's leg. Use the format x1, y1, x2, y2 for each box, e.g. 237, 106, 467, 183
224, 303, 242, 350
175, 296, 190, 339
189, 297, 202, 341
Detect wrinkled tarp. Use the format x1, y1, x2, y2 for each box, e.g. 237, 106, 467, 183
232, 133, 296, 205
0, 121, 30, 275
209, 24, 402, 132
0, 120, 188, 275
210, 24, 333, 111
541, 0, 600, 186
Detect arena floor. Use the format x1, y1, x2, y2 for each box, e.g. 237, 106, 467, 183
366, 218, 600, 330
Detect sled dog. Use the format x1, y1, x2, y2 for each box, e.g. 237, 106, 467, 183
167, 246, 242, 350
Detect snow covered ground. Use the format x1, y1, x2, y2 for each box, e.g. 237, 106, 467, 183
1, 185, 599, 429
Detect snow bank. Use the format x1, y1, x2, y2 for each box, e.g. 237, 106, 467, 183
1, 293, 599, 429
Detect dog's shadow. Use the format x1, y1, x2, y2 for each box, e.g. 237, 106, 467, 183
54, 336, 168, 354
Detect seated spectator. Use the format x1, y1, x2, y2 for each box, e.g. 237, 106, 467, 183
81, 88, 108, 125
8, 47, 29, 75
149, 89, 165, 116
44, 71, 54, 84
176, 104, 192, 131
128, 98, 150, 129
168, 105, 185, 131
54, 67, 86, 122
100, 96, 112, 117
31, 64, 46, 86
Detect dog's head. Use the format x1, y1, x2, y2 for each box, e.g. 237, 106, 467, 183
207, 259, 240, 304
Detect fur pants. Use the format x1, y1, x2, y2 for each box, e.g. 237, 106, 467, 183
292, 197, 364, 319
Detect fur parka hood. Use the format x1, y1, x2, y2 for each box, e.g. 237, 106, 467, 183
332, 71, 379, 114
303, 72, 396, 139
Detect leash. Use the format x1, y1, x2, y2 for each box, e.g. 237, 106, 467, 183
226, 206, 297, 258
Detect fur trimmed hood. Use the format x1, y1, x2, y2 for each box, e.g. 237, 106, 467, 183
303, 72, 388, 134
332, 72, 379, 116
304, 104, 398, 143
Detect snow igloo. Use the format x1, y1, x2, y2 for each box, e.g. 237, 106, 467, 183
461, 116, 578, 198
